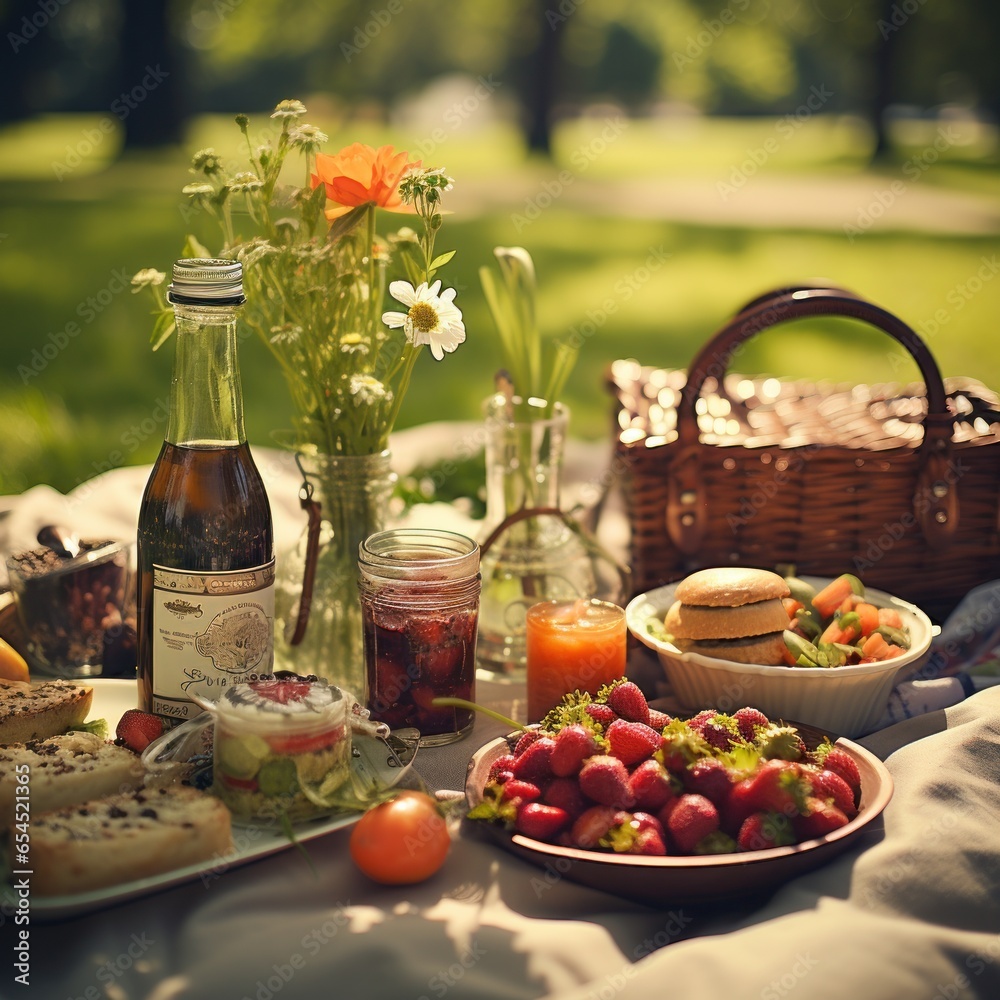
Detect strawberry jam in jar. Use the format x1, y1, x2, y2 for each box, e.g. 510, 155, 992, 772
359, 529, 480, 746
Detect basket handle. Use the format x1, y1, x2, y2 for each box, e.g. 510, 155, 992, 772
668, 287, 957, 555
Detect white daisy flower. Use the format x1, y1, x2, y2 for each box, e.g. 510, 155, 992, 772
381, 279, 465, 361
350, 374, 390, 407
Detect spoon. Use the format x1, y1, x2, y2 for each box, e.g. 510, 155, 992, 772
37, 524, 82, 559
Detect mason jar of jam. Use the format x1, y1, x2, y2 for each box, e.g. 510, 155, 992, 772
358, 529, 480, 746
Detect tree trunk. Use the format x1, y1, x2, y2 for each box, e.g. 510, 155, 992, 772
0, 0, 55, 124
117, 0, 186, 148
870, 2, 901, 161
524, 0, 564, 156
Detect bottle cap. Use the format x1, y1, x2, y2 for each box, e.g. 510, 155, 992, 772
167, 258, 246, 305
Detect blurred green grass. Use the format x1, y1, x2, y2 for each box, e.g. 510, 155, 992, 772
1, 112, 998, 496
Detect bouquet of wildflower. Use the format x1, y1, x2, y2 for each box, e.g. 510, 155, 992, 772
133, 99, 464, 456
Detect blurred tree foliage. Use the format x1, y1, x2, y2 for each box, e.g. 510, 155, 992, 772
1, 0, 997, 152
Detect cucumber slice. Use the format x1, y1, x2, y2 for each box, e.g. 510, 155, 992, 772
258, 757, 299, 797
217, 736, 266, 780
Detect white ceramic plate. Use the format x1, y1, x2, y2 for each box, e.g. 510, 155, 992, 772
2, 680, 416, 922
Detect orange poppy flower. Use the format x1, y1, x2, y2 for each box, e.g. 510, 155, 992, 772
311, 142, 420, 220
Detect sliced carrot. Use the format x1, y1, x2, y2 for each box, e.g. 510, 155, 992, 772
783, 597, 804, 619
820, 621, 853, 645
861, 632, 889, 660
884, 644, 906, 659
855, 602, 880, 638
878, 607, 903, 629
839, 595, 858, 615
812, 575, 858, 619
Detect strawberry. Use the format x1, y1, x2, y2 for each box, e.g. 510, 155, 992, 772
722, 777, 759, 836
627, 759, 678, 811
806, 768, 858, 819
550, 723, 600, 778
692, 831, 738, 855
514, 730, 542, 757
684, 757, 733, 808
501, 779, 542, 804
115, 709, 164, 754
814, 746, 862, 802
577, 755, 635, 809
647, 708, 673, 731
415, 642, 463, 685
664, 793, 720, 854
732, 706, 770, 742
606, 719, 663, 767
685, 709, 718, 734
543, 776, 589, 819
629, 810, 664, 836
250, 678, 312, 704
515, 802, 569, 841
570, 805, 620, 848
511, 737, 556, 783
740, 759, 810, 817
737, 810, 795, 851
630, 826, 667, 856
584, 703, 617, 728
606, 681, 651, 725
700, 713, 743, 752
755, 724, 806, 761
487, 754, 517, 783
658, 720, 711, 774
793, 796, 850, 840
622, 812, 667, 855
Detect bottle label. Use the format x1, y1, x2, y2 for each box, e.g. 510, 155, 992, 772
151, 560, 275, 722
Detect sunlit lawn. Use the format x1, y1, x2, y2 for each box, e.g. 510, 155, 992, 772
1, 112, 998, 495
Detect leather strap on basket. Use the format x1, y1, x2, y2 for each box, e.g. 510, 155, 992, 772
667, 287, 957, 556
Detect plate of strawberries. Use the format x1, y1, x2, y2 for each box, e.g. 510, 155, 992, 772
464, 679, 892, 906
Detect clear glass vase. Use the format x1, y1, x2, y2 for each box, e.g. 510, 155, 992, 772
476, 394, 599, 681
273, 451, 397, 697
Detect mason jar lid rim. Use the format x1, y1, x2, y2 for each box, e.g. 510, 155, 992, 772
359, 528, 479, 571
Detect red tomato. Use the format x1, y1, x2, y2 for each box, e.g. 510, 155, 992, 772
349, 791, 451, 885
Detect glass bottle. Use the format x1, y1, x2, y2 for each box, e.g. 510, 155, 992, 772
137, 258, 275, 726
475, 394, 597, 681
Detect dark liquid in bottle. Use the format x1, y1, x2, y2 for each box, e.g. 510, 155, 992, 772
137, 441, 273, 713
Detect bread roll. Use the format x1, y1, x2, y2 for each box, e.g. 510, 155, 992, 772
26, 784, 233, 896
0, 679, 93, 744
0, 732, 145, 827
674, 567, 790, 607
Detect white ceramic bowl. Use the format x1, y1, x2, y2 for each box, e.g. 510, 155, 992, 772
626, 577, 933, 738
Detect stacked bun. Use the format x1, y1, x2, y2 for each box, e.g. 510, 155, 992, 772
664, 567, 791, 665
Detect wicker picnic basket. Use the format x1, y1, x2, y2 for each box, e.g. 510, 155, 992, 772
608, 286, 1000, 623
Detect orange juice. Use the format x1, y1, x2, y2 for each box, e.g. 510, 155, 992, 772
525, 599, 627, 723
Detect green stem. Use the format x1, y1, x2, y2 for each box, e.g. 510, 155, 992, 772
431, 698, 528, 733
365, 205, 376, 327
384, 342, 419, 436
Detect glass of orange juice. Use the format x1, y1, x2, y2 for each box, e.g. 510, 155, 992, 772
525, 598, 627, 723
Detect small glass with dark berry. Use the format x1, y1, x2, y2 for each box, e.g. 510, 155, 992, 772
358, 529, 480, 746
